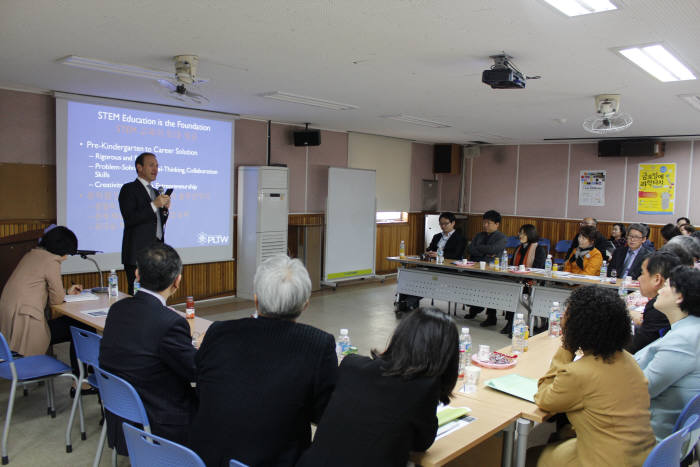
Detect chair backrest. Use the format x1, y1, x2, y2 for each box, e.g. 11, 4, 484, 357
673, 393, 700, 459
0, 332, 14, 364
506, 236, 520, 248
643, 415, 697, 467
95, 368, 150, 431
122, 423, 205, 467
554, 240, 572, 253
70, 326, 102, 368
539, 238, 551, 253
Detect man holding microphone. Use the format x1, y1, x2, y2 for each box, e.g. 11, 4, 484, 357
119, 152, 171, 295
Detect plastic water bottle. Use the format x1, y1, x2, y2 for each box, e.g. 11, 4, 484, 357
458, 327, 472, 378
133, 280, 140, 294
336, 329, 351, 361
399, 240, 406, 259
501, 250, 508, 271
600, 261, 608, 282
548, 302, 562, 337
512, 313, 527, 355
619, 275, 630, 298
108, 269, 118, 297
437, 247, 444, 264
544, 255, 553, 277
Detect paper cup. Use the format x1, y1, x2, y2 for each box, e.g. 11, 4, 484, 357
479, 261, 486, 270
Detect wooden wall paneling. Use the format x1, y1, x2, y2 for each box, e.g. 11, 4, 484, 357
0, 164, 56, 220
0, 220, 53, 237
407, 212, 424, 255
375, 222, 410, 274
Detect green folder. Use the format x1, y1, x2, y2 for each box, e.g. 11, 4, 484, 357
485, 374, 538, 403
437, 407, 470, 426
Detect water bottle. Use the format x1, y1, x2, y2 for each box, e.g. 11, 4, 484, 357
544, 255, 553, 277
501, 250, 508, 271
512, 313, 527, 355
619, 275, 630, 298
108, 269, 118, 297
399, 240, 406, 259
548, 302, 562, 337
133, 280, 140, 294
336, 328, 351, 361
600, 261, 608, 282
458, 327, 472, 378
437, 247, 444, 264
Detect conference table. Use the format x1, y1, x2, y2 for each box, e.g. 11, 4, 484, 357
410, 333, 561, 467
51, 291, 212, 337
388, 256, 638, 329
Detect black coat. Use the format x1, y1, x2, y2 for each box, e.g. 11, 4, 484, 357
118, 179, 167, 266
608, 245, 652, 280
512, 244, 547, 269
99, 291, 197, 453
296, 354, 441, 467
427, 231, 467, 260
468, 230, 507, 262
189, 317, 338, 467
626, 297, 671, 354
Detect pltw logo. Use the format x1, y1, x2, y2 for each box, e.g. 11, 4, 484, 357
196, 232, 229, 245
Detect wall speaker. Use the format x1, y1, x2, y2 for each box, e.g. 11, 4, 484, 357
293, 129, 321, 147
598, 139, 664, 157
434, 144, 462, 174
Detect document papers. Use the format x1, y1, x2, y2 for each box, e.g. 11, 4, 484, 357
64, 292, 99, 302
484, 374, 538, 403
435, 405, 475, 440
80, 308, 109, 318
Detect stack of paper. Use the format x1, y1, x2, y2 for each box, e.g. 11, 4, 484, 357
64, 292, 99, 302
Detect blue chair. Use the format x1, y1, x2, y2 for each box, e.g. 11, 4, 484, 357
0, 331, 83, 464
122, 423, 249, 467
643, 414, 698, 467
66, 326, 102, 451
505, 236, 520, 248
673, 392, 700, 460
553, 240, 572, 265
93, 368, 151, 467
539, 238, 551, 255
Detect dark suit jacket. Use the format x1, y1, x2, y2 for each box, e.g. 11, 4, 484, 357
468, 230, 507, 262
608, 245, 652, 280
118, 179, 167, 266
626, 297, 671, 354
99, 291, 196, 453
189, 316, 338, 467
296, 354, 441, 467
427, 231, 467, 260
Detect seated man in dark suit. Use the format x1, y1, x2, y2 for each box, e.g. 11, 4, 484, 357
190, 254, 338, 467
426, 212, 467, 260
608, 223, 652, 280
99, 243, 196, 455
627, 251, 680, 354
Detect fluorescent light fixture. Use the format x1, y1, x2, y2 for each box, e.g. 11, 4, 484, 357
384, 114, 451, 128
59, 55, 172, 80
262, 91, 357, 110
679, 94, 700, 112
543, 0, 616, 16
619, 45, 696, 82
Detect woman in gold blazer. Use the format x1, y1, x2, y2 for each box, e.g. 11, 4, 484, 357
0, 227, 82, 357
531, 286, 656, 467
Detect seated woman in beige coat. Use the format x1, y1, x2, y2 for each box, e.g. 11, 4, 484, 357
0, 226, 87, 376
530, 286, 656, 467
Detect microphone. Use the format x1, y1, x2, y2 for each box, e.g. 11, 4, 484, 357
158, 186, 169, 218
73, 249, 102, 257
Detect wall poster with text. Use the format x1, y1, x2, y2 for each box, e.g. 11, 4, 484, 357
578, 170, 606, 206
637, 163, 676, 214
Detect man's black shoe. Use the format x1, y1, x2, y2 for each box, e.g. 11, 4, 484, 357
480, 318, 497, 327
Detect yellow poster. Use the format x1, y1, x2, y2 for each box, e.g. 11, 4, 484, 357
637, 163, 676, 214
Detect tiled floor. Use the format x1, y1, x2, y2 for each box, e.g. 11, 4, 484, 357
0, 279, 513, 466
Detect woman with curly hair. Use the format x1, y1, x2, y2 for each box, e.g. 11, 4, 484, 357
634, 266, 700, 441
296, 307, 459, 467
530, 286, 656, 467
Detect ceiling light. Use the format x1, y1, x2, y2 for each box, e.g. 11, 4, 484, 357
618, 45, 696, 82
543, 0, 616, 17
59, 55, 172, 80
261, 92, 357, 110
384, 114, 451, 128
679, 94, 700, 112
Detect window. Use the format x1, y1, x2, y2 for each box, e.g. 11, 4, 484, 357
376, 212, 407, 223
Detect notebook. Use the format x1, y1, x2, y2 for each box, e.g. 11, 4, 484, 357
437, 407, 470, 427
484, 374, 538, 403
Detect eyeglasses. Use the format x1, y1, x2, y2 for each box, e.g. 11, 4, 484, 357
439, 222, 452, 227
627, 235, 644, 240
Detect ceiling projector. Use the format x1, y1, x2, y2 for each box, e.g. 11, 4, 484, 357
482, 54, 532, 89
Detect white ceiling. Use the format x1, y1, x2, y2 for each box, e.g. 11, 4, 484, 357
1, 0, 699, 144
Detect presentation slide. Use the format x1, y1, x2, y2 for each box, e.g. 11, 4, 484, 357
56, 94, 235, 274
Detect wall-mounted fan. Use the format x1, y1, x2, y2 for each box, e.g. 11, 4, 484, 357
59, 54, 210, 104
583, 94, 633, 134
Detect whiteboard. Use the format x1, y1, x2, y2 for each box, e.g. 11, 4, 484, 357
324, 167, 376, 282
